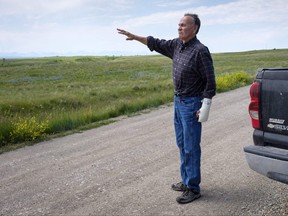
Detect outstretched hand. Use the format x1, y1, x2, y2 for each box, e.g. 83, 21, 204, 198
117, 28, 134, 40
117, 28, 147, 45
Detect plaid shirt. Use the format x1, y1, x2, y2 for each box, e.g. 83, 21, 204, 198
147, 36, 216, 99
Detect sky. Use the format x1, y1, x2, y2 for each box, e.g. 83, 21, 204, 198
0, 0, 287, 57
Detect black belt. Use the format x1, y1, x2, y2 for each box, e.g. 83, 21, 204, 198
174, 92, 185, 97
174, 92, 201, 97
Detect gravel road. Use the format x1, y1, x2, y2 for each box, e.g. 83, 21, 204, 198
0, 86, 287, 216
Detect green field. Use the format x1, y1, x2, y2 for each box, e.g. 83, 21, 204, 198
1, 49, 288, 151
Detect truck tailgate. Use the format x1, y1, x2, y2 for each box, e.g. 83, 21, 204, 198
261, 69, 288, 136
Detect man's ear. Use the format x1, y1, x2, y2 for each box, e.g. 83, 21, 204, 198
194, 25, 199, 34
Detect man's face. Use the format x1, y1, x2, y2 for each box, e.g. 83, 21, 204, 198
178, 16, 197, 43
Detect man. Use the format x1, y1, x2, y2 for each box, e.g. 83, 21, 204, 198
117, 13, 216, 204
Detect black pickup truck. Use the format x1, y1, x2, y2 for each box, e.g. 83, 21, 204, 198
244, 68, 288, 184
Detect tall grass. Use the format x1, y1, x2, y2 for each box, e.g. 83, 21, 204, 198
1, 49, 288, 150
216, 71, 252, 93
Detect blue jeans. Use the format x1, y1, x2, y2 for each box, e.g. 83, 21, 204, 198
174, 96, 202, 193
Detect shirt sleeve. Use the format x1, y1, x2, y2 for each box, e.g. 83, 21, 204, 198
147, 36, 176, 59
198, 47, 216, 99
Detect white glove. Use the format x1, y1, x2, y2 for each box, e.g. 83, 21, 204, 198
198, 98, 212, 122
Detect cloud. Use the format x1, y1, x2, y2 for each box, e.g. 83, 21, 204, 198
0, 0, 135, 28
156, 0, 196, 7
0, 0, 135, 16
0, 0, 287, 56
0, 0, 83, 16
120, 11, 182, 28
199, 0, 288, 25
119, 0, 288, 28
204, 25, 284, 52
115, 0, 288, 53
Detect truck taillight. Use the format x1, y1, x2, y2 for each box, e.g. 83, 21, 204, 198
249, 82, 260, 129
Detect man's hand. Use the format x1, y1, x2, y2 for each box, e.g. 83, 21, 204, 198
117, 28, 134, 40
117, 28, 148, 45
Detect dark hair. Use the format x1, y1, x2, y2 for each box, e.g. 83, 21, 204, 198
184, 13, 201, 34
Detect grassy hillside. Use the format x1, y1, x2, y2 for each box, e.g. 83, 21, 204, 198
0, 49, 287, 151
213, 49, 288, 74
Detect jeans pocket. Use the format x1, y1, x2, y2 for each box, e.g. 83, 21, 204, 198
178, 97, 202, 121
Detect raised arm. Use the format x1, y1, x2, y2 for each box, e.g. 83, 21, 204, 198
117, 28, 147, 45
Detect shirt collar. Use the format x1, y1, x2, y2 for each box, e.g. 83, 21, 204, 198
181, 36, 197, 47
